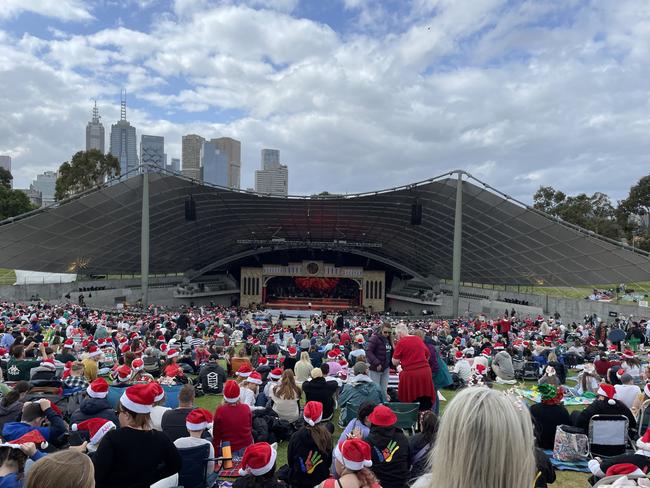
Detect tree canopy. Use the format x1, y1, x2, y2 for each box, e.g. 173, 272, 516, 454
55, 150, 120, 201
0, 170, 35, 220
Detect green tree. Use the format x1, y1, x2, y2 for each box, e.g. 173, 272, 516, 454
617, 174, 650, 250
55, 149, 120, 201
0, 167, 12, 190
533, 186, 622, 240
0, 185, 35, 220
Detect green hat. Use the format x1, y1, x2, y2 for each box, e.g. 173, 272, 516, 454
538, 384, 558, 402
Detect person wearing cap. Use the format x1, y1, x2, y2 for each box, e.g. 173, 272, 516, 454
93, 383, 182, 488
0, 430, 47, 487
174, 408, 218, 482
319, 438, 377, 488
286, 401, 332, 488
573, 383, 637, 452
587, 426, 650, 484
366, 404, 410, 488
233, 442, 283, 488
3, 398, 67, 448
529, 384, 571, 450
614, 371, 641, 410
213, 380, 254, 456
451, 350, 471, 384
70, 378, 119, 426
621, 350, 642, 380
264, 368, 284, 399
338, 362, 386, 427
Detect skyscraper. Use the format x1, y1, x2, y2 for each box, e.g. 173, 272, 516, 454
31, 171, 57, 206
140, 135, 165, 170
211, 137, 241, 189
181, 134, 205, 180
201, 141, 229, 186
109, 90, 138, 175
261, 149, 280, 169
85, 101, 105, 153
169, 158, 181, 172
255, 148, 288, 196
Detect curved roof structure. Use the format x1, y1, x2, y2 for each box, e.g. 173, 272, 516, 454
1, 169, 649, 286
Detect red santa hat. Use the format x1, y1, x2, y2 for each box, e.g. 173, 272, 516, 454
474, 363, 486, 375
0, 429, 48, 450
543, 337, 552, 346
87, 378, 109, 399
597, 383, 617, 405
87, 345, 102, 358
185, 408, 213, 431
269, 368, 282, 380
160, 343, 168, 353
494, 342, 505, 350
251, 339, 261, 347
238, 442, 277, 477
338, 359, 348, 367
368, 405, 397, 427
116, 365, 132, 383
223, 380, 241, 403
454, 351, 463, 360
150, 382, 165, 403
120, 383, 156, 414
131, 358, 144, 371
622, 349, 635, 359
72, 418, 116, 446
481, 348, 491, 357
605, 463, 645, 477
257, 357, 268, 365
589, 340, 598, 347
334, 439, 373, 471
327, 349, 340, 359
237, 364, 253, 378
120, 344, 131, 354
638, 427, 650, 451
167, 349, 179, 359
63, 338, 74, 349
287, 346, 297, 358
617, 368, 626, 378
303, 401, 323, 426
608, 345, 617, 353
247, 371, 263, 385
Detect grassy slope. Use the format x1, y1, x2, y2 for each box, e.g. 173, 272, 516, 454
0, 269, 15, 285
194, 380, 588, 488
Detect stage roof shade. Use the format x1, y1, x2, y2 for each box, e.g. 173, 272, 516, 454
1, 170, 649, 286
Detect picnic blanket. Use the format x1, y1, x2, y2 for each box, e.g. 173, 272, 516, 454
515, 388, 595, 406
543, 450, 591, 473
219, 460, 243, 478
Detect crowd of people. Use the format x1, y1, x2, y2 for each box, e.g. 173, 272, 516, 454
0, 300, 648, 487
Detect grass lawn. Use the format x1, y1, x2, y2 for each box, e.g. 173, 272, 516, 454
193, 379, 589, 488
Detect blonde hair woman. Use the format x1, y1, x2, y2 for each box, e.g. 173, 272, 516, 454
412, 387, 536, 488
25, 450, 95, 488
294, 352, 313, 386
271, 369, 302, 422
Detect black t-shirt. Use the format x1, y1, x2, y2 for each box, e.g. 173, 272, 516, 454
161, 407, 194, 442
93, 428, 181, 488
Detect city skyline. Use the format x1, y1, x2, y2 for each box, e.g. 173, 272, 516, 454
1, 2, 650, 201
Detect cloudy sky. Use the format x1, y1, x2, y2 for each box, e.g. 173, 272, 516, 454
1, 0, 649, 202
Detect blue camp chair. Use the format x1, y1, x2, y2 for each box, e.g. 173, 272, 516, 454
106, 385, 128, 409
162, 384, 183, 409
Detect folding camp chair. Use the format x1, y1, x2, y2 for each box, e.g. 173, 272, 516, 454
588, 414, 630, 458
106, 385, 129, 409
162, 384, 183, 409
636, 399, 650, 436
176, 443, 224, 488
592, 474, 650, 487
385, 402, 420, 435
521, 362, 540, 381
512, 358, 526, 380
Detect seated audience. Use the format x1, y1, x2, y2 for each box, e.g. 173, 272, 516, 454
161, 384, 196, 442
270, 370, 301, 423
529, 384, 571, 450
174, 408, 218, 485
367, 405, 411, 488
338, 362, 386, 427
25, 449, 94, 488
71, 378, 119, 426
302, 368, 338, 421
234, 442, 284, 488
319, 438, 377, 488
213, 380, 254, 457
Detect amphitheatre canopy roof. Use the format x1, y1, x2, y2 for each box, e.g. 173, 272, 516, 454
1, 169, 649, 286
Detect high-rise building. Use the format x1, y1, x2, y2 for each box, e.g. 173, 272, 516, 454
168, 158, 181, 172
109, 90, 138, 175
181, 134, 205, 180
255, 148, 289, 196
85, 101, 105, 153
0, 156, 11, 188
211, 137, 241, 189
201, 141, 229, 186
19, 188, 42, 207
140, 135, 165, 170
261, 149, 280, 169
31, 171, 57, 206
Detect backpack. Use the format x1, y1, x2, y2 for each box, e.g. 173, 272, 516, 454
553, 424, 589, 462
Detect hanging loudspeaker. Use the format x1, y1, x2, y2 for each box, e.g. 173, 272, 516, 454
185, 196, 196, 221
411, 201, 422, 225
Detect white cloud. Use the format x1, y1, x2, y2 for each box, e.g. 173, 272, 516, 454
1, 0, 650, 206
0, 0, 94, 21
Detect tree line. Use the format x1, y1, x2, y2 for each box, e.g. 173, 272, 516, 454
533, 175, 650, 251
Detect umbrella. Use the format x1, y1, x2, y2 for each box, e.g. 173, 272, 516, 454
608, 328, 626, 343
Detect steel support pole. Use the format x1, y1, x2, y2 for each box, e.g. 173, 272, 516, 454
141, 170, 150, 307
452, 172, 463, 318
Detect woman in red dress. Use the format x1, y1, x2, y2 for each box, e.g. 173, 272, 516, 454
392, 324, 436, 410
